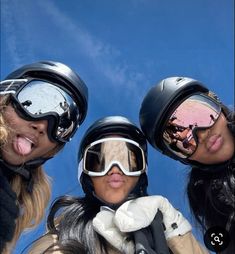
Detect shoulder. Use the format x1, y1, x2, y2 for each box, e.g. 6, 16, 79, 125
28, 234, 61, 254
167, 232, 209, 254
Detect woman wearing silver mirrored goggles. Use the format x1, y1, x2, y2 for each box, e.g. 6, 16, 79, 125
140, 77, 235, 253
1, 78, 81, 143
29, 116, 208, 254
0, 61, 88, 253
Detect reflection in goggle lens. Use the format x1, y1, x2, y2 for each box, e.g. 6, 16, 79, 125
14, 80, 80, 142
163, 94, 221, 158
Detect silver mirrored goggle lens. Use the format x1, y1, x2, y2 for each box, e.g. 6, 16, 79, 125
162, 94, 221, 159
7, 79, 80, 142
83, 137, 146, 176
17, 80, 80, 142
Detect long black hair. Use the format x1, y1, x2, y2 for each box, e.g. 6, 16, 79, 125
187, 108, 235, 233
43, 171, 148, 253
43, 195, 109, 254
36, 116, 149, 253
39, 170, 147, 253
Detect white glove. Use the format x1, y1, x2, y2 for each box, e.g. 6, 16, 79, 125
114, 196, 192, 239
92, 207, 134, 253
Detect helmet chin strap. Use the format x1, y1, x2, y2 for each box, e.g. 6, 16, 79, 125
0, 157, 52, 179
189, 155, 235, 173
0, 156, 52, 192
227, 121, 235, 136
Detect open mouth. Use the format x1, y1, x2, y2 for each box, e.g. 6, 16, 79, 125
24, 136, 35, 148
13, 135, 36, 156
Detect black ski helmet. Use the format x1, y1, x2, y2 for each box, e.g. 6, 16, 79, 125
78, 116, 148, 201
140, 76, 233, 169
4, 60, 88, 126
139, 77, 210, 164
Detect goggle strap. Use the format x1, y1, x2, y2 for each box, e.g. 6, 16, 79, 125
0, 90, 16, 95
0, 79, 28, 93
78, 159, 84, 182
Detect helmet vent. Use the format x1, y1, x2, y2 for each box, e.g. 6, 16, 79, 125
39, 61, 55, 66
176, 77, 184, 83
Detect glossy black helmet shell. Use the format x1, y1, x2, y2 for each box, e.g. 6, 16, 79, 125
78, 115, 148, 202
139, 77, 209, 163
5, 60, 88, 125
78, 115, 147, 162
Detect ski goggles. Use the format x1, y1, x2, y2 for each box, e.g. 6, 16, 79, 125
162, 94, 222, 159
0, 79, 80, 143
82, 137, 146, 176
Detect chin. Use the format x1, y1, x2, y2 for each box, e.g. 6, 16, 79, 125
107, 199, 123, 204
105, 196, 126, 204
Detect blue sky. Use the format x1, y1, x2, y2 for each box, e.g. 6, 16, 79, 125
1, 0, 234, 253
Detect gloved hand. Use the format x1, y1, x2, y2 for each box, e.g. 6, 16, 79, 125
114, 196, 192, 239
93, 207, 134, 253
134, 211, 171, 254
0, 174, 19, 252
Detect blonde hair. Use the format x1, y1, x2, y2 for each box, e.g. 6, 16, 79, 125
4, 168, 51, 254
0, 95, 9, 146
0, 95, 60, 253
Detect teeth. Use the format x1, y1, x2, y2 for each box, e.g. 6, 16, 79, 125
24, 137, 34, 145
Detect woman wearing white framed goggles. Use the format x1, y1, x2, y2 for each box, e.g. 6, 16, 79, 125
1, 78, 80, 143
83, 137, 146, 176
30, 116, 208, 254
77, 116, 149, 205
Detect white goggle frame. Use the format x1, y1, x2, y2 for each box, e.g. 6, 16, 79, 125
82, 137, 146, 177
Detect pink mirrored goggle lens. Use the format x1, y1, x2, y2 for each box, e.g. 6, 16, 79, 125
163, 94, 221, 158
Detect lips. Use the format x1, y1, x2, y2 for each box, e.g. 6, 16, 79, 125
207, 134, 223, 153
107, 174, 124, 188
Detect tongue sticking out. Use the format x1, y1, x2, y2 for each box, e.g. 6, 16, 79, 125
15, 136, 33, 156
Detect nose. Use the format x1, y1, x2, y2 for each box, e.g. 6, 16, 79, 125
195, 128, 210, 144
107, 165, 123, 175
30, 120, 48, 135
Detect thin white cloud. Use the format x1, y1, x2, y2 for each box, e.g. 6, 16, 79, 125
38, 1, 120, 60
2, 0, 148, 96
1, 1, 21, 67
38, 1, 147, 91
1, 0, 35, 68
